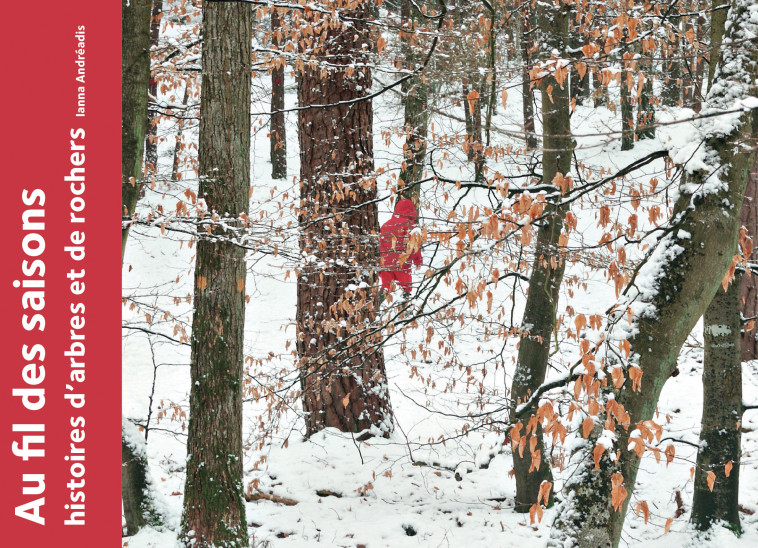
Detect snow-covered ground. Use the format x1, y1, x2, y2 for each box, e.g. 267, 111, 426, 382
122, 61, 758, 547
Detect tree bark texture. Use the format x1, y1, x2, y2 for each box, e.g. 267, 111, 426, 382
636, 59, 655, 141
691, 277, 742, 532
620, 48, 635, 151
180, 2, 252, 546
122, 0, 152, 259
398, 0, 429, 202
691, 2, 747, 532
521, 6, 538, 150
740, 152, 758, 360
145, 0, 163, 180
296, 1, 393, 437
122, 0, 156, 535
509, 0, 573, 512
662, 21, 682, 107
549, 3, 758, 544
270, 8, 287, 179
708, 0, 729, 91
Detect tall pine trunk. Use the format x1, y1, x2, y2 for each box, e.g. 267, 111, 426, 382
509, 0, 572, 512
296, 1, 393, 437
270, 8, 287, 179
180, 2, 252, 546
549, 3, 757, 544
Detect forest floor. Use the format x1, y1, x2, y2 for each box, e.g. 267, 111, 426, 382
122, 71, 758, 547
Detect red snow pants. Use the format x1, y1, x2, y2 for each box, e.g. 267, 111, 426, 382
380, 270, 412, 293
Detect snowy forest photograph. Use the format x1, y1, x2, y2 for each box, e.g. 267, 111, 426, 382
121, 0, 758, 546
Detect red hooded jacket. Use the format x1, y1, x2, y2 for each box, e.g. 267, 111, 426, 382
380, 199, 422, 273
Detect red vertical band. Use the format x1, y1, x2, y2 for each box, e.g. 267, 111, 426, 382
1, 1, 121, 545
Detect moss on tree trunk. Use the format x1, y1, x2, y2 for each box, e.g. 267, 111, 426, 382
122, 0, 152, 260
180, 2, 252, 546
550, 2, 758, 545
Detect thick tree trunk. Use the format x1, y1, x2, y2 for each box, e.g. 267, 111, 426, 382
691, 2, 745, 532
122, 0, 152, 259
270, 8, 287, 180
741, 158, 758, 360
145, 0, 163, 180
691, 278, 742, 532
180, 2, 252, 546
296, 1, 393, 437
521, 7, 537, 150
549, 3, 758, 545
509, 0, 572, 512
398, 0, 429, 202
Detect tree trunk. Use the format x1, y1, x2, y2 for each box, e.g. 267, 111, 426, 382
682, 9, 695, 108
180, 2, 252, 546
170, 85, 190, 182
692, 9, 707, 112
691, 278, 742, 532
593, 64, 608, 108
509, 0, 572, 512
296, 1, 393, 437
145, 0, 163, 180
521, 6, 537, 150
691, 2, 745, 532
399, 0, 429, 203
708, 0, 729, 92
122, 0, 152, 259
741, 158, 758, 360
122, 0, 158, 535
569, 17, 589, 105
620, 48, 635, 151
636, 59, 655, 140
662, 21, 682, 107
549, 3, 758, 545
483, 6, 497, 148
270, 8, 287, 180
122, 419, 164, 534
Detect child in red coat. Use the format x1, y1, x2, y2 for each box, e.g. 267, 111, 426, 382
379, 198, 422, 295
